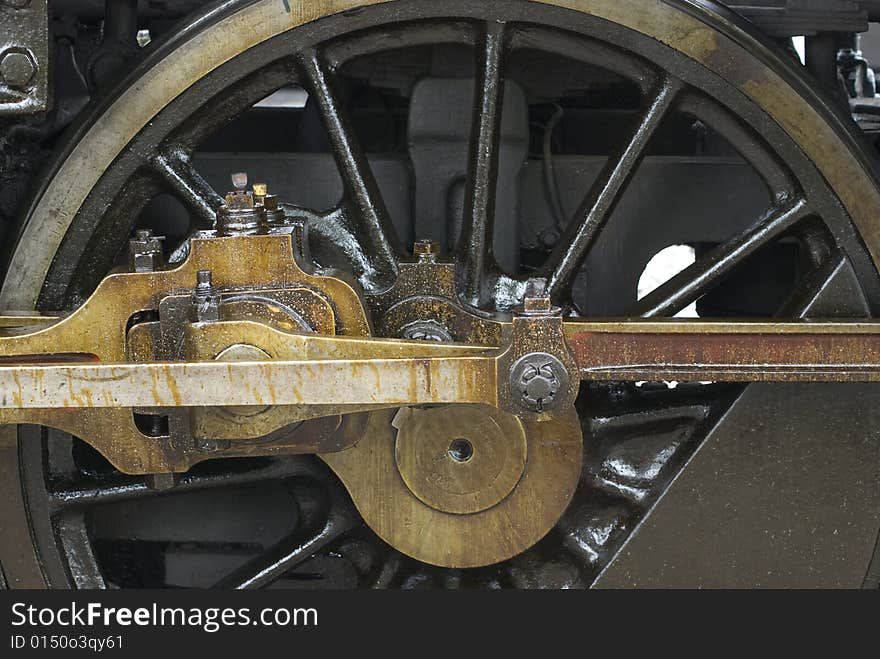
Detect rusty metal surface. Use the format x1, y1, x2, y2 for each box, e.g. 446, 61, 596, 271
0, 232, 376, 473
367, 260, 503, 346
6, 313, 880, 412
565, 319, 880, 382
0, 352, 495, 410
0, 233, 370, 361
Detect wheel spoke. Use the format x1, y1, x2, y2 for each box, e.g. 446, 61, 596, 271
150, 146, 224, 229
778, 251, 850, 317
295, 47, 400, 288
370, 550, 404, 589
212, 496, 357, 589
544, 75, 683, 300
635, 197, 811, 317
458, 21, 507, 305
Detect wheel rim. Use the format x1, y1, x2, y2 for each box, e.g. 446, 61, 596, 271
2, 0, 879, 588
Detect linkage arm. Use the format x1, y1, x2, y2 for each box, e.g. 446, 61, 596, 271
1, 318, 878, 416
565, 319, 880, 382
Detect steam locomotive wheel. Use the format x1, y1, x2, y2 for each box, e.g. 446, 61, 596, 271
2, 0, 880, 588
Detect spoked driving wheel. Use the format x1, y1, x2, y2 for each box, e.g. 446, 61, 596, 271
1, 0, 879, 589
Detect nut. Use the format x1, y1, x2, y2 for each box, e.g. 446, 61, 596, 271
0, 50, 36, 89
230, 171, 248, 190
401, 319, 453, 342
413, 239, 440, 263
224, 190, 254, 210
523, 295, 552, 314
128, 228, 165, 272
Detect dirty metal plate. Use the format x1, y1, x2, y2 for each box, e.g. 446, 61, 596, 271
595, 382, 880, 588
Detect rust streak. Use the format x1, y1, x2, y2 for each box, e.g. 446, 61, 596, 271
148, 367, 164, 406
163, 364, 183, 406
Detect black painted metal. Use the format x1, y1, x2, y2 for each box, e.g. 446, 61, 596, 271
636, 197, 811, 317
213, 484, 356, 590
544, 76, 683, 300
296, 47, 401, 291
458, 22, 507, 306
151, 146, 224, 230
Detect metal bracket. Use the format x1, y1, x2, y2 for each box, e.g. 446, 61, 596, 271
0, 0, 48, 115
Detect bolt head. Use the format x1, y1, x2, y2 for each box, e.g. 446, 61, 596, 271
129, 230, 164, 272
196, 270, 213, 287
401, 319, 453, 342
509, 352, 570, 413
0, 50, 36, 89
145, 473, 178, 491
413, 239, 440, 262
224, 191, 254, 210
192, 293, 220, 323
523, 295, 552, 314
230, 172, 248, 190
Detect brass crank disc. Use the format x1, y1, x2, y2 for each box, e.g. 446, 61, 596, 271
320, 404, 583, 568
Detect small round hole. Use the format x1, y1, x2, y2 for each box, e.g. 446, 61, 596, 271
448, 438, 474, 463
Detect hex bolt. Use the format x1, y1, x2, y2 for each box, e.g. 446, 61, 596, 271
0, 50, 37, 89
401, 319, 454, 342
253, 183, 285, 227
231, 171, 248, 191
128, 228, 165, 272
523, 294, 552, 314
196, 269, 213, 291
192, 270, 220, 323
520, 294, 564, 319
252, 182, 268, 204
413, 239, 440, 263
145, 473, 178, 491
216, 175, 266, 236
